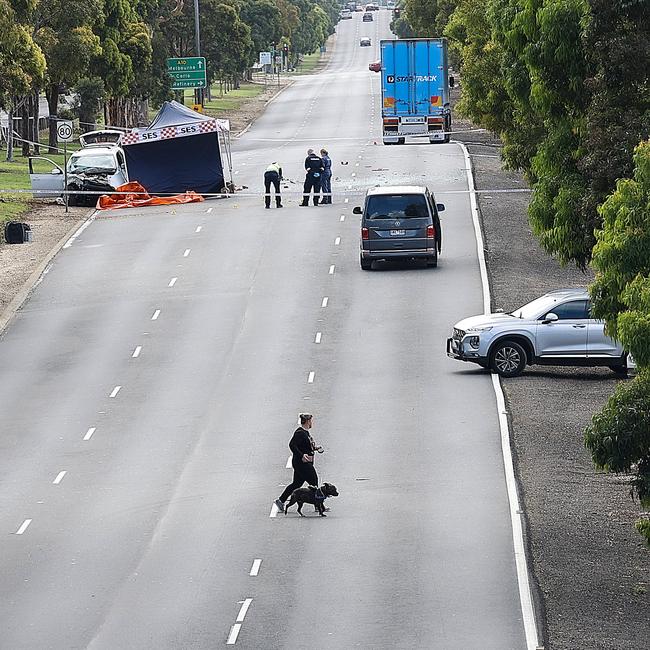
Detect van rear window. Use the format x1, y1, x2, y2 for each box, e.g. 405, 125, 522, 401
365, 195, 429, 219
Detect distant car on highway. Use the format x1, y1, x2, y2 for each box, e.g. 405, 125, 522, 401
354, 185, 444, 270
363, 12, 373, 21
446, 288, 628, 377
360, 37, 372, 46
369, 61, 382, 72
340, 8, 352, 19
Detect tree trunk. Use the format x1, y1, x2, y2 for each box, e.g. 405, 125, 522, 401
136, 98, 148, 126
21, 97, 31, 156
6, 104, 14, 162
32, 93, 40, 154
46, 83, 59, 153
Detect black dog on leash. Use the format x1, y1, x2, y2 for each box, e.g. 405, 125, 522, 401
284, 483, 339, 517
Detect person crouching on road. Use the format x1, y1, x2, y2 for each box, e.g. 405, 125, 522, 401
275, 413, 324, 512
264, 162, 283, 208
320, 149, 332, 204
300, 149, 324, 206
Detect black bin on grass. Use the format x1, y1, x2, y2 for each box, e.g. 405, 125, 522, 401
4, 222, 32, 244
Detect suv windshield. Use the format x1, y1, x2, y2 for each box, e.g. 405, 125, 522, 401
68, 154, 116, 174
365, 194, 429, 220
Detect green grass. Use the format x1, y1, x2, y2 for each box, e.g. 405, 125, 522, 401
293, 51, 324, 75
0, 140, 81, 225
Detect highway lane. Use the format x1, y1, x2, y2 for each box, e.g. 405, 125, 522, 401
0, 9, 532, 650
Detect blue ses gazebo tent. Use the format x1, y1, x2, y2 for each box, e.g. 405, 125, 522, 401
122, 101, 232, 195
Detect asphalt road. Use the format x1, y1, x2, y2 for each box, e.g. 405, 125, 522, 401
0, 11, 532, 650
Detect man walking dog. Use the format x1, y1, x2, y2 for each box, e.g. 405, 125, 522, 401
275, 413, 323, 512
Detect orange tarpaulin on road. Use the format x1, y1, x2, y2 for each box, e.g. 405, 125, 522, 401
97, 181, 205, 210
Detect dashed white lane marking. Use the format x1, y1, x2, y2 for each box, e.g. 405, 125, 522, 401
236, 598, 252, 623
340, 215, 345, 222
321, 297, 329, 307
250, 560, 262, 576
53, 471, 66, 485
226, 624, 242, 644
16, 519, 32, 535
183, 249, 191, 257
351, 173, 356, 177
315, 332, 322, 344
355, 163, 359, 166
344, 198, 349, 203
347, 185, 352, 189
335, 237, 341, 245
195, 226, 202, 233
109, 386, 121, 398
308, 371, 315, 383
329, 265, 335, 275
151, 309, 161, 320
206, 207, 213, 213
132, 346, 142, 358
84, 427, 96, 441
286, 456, 292, 469
168, 277, 177, 287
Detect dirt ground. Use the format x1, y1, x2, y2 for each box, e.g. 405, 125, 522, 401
1, 48, 647, 650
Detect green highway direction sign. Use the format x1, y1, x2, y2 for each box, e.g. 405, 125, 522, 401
167, 57, 207, 90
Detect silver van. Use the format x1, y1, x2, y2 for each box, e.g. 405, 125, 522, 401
354, 185, 444, 270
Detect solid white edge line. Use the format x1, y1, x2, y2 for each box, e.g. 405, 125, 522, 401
236, 598, 253, 623
109, 386, 121, 398
307, 371, 315, 383
53, 471, 66, 485
459, 141, 539, 650
16, 519, 32, 535
250, 559, 262, 576
226, 623, 241, 644
63, 217, 95, 249
84, 427, 96, 441
151, 309, 161, 320
132, 346, 142, 358
286, 456, 292, 469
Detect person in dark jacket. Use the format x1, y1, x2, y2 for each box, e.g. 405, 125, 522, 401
320, 149, 332, 204
300, 149, 324, 206
275, 413, 323, 511
263, 162, 283, 208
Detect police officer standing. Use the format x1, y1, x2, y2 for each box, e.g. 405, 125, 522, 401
300, 149, 324, 206
320, 148, 332, 204
264, 162, 283, 208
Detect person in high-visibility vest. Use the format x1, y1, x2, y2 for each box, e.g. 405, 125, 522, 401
264, 162, 283, 208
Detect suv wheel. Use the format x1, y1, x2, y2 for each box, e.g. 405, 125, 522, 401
490, 340, 527, 377
360, 255, 372, 271
609, 354, 629, 377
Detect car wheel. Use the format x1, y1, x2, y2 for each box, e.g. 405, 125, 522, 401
360, 255, 372, 270
489, 340, 527, 377
609, 354, 629, 376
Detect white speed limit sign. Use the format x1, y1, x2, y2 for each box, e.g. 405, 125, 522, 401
57, 120, 74, 142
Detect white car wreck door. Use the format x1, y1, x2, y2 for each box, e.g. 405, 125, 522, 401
28, 156, 65, 198
536, 299, 589, 357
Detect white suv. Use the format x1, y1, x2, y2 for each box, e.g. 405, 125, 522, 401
447, 288, 628, 377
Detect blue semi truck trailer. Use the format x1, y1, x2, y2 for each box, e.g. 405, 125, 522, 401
380, 38, 451, 145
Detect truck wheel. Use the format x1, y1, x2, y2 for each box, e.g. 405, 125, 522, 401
397, 138, 405, 145
489, 340, 526, 377
360, 255, 372, 270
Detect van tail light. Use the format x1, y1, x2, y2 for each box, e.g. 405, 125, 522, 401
427, 225, 435, 238
361, 227, 369, 240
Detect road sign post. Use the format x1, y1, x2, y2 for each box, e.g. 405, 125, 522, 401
57, 120, 74, 214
